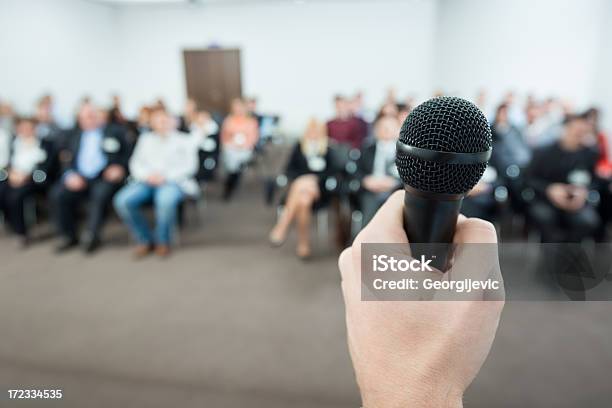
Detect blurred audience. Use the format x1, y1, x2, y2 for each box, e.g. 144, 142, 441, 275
490, 103, 531, 213
0, 125, 9, 171
246, 96, 263, 126
355, 116, 402, 226
0, 117, 57, 246
108, 94, 127, 127
35, 96, 61, 142
490, 103, 531, 170
220, 98, 259, 200
326, 95, 367, 149
0, 102, 15, 135
178, 97, 198, 133
526, 112, 599, 242
51, 103, 129, 254
1, 87, 611, 259
269, 119, 340, 259
462, 166, 499, 222
113, 107, 198, 258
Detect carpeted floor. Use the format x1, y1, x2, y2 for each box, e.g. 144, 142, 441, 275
1, 179, 611, 407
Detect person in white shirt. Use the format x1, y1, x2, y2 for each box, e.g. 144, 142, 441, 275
0, 127, 9, 170
113, 107, 198, 258
0, 117, 56, 247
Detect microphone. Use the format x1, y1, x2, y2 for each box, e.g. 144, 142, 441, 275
395, 96, 492, 270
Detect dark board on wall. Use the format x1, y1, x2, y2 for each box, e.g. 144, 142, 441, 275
183, 48, 242, 116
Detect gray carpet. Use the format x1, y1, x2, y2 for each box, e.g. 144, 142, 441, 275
1, 180, 611, 407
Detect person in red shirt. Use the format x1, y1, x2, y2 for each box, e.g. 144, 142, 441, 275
220, 98, 259, 200
326, 95, 367, 149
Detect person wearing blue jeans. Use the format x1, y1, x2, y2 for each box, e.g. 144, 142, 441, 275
114, 182, 184, 250
113, 107, 199, 258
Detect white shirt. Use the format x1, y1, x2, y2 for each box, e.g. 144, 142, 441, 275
0, 129, 9, 169
188, 120, 219, 152
129, 131, 199, 196
11, 137, 47, 174
371, 140, 396, 177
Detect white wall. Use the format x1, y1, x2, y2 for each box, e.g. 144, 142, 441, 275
0, 0, 119, 126
592, 0, 612, 131
434, 0, 607, 109
113, 0, 438, 134
0, 0, 610, 133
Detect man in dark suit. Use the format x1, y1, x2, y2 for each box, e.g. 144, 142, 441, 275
526, 112, 600, 242
355, 116, 402, 227
51, 103, 129, 253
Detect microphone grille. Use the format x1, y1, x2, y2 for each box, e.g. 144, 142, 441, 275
396, 96, 492, 195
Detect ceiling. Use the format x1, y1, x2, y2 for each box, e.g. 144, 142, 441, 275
87, 0, 396, 6
89, 0, 314, 5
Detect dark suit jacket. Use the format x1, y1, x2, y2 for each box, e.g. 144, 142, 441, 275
60, 124, 130, 176
355, 141, 402, 193
285, 142, 341, 184
355, 142, 377, 180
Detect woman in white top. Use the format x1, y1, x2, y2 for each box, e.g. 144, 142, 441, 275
0, 117, 56, 246
113, 107, 198, 258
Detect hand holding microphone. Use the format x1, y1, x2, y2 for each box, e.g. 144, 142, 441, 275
338, 97, 503, 407
339, 191, 504, 408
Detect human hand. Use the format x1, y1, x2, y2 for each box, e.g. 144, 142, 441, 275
64, 173, 87, 191
468, 181, 492, 197
147, 173, 165, 186
363, 175, 396, 193
546, 183, 572, 210
103, 164, 125, 183
8, 170, 28, 187
338, 191, 504, 408
565, 185, 588, 212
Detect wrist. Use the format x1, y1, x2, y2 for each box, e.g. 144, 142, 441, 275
361, 383, 463, 408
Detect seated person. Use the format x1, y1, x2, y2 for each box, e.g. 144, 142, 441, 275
461, 166, 499, 222
0, 126, 9, 171
113, 107, 198, 258
355, 116, 402, 227
525, 112, 599, 242
0, 117, 57, 246
51, 103, 129, 253
221, 98, 259, 200
490, 103, 532, 213
327, 95, 368, 149
189, 110, 220, 182
178, 98, 198, 133
34, 97, 62, 143
269, 119, 340, 259
587, 107, 612, 240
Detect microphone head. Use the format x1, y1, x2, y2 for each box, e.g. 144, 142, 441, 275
396, 96, 492, 195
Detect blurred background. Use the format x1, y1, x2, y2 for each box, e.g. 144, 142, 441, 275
1, 0, 612, 407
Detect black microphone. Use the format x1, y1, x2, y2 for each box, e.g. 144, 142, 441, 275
395, 96, 492, 270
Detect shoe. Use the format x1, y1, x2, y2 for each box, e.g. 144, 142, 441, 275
55, 238, 79, 254
296, 243, 312, 261
133, 244, 153, 260
82, 235, 101, 254
18, 236, 30, 249
155, 244, 171, 258
268, 227, 287, 247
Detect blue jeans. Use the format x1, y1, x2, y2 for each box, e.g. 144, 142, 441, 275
113, 182, 184, 245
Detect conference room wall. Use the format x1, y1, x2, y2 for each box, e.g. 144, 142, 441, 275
112, 0, 438, 135
434, 0, 607, 112
0, 0, 119, 126
1, 0, 611, 132
592, 0, 612, 131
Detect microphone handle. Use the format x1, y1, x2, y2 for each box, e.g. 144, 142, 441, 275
402, 186, 463, 271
